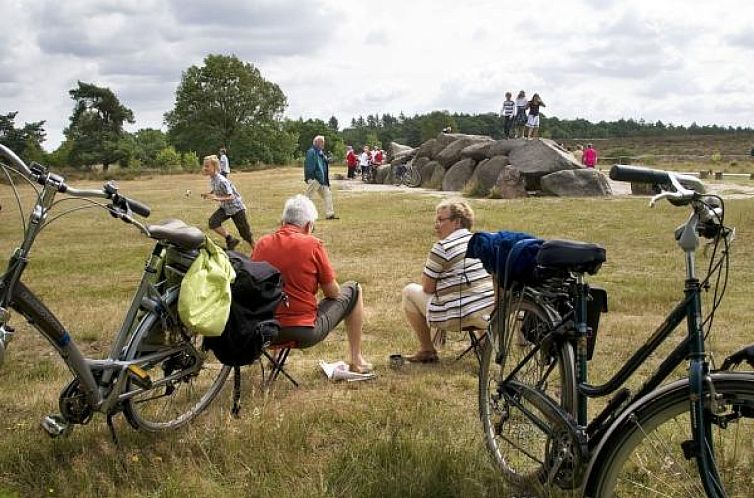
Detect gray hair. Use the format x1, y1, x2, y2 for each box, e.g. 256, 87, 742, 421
281, 194, 319, 227
313, 135, 325, 145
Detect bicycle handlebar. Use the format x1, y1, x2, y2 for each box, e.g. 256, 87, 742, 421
1, 145, 150, 218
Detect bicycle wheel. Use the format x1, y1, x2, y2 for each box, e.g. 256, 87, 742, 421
123, 305, 231, 432
479, 293, 577, 491
587, 375, 754, 498
406, 166, 422, 188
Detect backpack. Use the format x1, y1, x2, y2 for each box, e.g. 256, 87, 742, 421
203, 251, 284, 367
202, 251, 286, 416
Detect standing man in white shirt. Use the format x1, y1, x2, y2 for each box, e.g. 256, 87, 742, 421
219, 147, 230, 177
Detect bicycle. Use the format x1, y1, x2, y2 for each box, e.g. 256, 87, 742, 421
394, 160, 422, 188
0, 144, 230, 441
478, 164, 754, 497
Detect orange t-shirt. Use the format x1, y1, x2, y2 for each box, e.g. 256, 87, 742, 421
251, 224, 336, 327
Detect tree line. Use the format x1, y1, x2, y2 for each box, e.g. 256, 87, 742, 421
2, 53, 752, 171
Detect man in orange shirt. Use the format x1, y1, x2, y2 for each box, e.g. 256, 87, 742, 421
251, 195, 372, 373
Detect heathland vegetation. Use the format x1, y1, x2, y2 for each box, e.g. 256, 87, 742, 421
1, 162, 753, 496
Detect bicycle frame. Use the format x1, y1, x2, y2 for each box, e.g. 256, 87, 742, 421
0, 163, 180, 416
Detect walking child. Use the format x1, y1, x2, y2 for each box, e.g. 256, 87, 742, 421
201, 154, 254, 250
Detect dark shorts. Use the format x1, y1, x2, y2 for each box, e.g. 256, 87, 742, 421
208, 208, 253, 244
274, 281, 360, 348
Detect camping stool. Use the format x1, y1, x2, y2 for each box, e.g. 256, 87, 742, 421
455, 327, 487, 364
261, 341, 300, 389
430, 326, 487, 365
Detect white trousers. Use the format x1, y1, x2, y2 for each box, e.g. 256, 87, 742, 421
305, 179, 335, 218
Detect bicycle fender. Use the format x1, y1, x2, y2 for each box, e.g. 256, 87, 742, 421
580, 372, 754, 497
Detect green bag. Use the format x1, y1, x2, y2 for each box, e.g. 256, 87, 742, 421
178, 237, 236, 336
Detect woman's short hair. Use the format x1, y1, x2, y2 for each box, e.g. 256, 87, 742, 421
203, 155, 221, 173
281, 194, 319, 227
436, 198, 475, 229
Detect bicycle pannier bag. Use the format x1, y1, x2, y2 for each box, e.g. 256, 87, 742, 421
203, 251, 285, 367
178, 236, 236, 336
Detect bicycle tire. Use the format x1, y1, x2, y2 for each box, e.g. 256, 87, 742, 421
123, 302, 231, 432
479, 293, 577, 492
406, 166, 422, 188
586, 375, 754, 498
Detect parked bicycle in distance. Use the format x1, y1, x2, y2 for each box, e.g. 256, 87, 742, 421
394, 160, 422, 188
0, 144, 230, 441
478, 164, 754, 497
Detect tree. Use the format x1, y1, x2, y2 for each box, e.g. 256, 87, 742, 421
165, 54, 288, 164
284, 118, 344, 160
64, 82, 134, 170
0, 112, 46, 162
327, 116, 339, 132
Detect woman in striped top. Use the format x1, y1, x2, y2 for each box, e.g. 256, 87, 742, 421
402, 199, 495, 363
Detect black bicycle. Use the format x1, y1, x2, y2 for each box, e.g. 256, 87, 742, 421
479, 165, 754, 497
394, 160, 421, 188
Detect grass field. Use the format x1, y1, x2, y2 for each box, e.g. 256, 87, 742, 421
1, 163, 753, 497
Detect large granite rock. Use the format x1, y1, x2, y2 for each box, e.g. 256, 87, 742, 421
540, 169, 613, 197
469, 155, 509, 196
416, 138, 439, 160
420, 161, 442, 187
460, 141, 495, 161
436, 136, 492, 169
489, 138, 525, 156
375, 164, 392, 184
388, 142, 414, 161
428, 163, 446, 189
442, 158, 477, 191
508, 139, 582, 190
494, 165, 529, 199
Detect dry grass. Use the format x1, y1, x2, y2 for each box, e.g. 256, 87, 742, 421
1, 164, 753, 497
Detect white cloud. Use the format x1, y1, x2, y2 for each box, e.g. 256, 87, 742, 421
0, 0, 752, 151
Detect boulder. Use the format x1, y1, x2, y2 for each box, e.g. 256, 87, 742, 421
428, 163, 446, 189
436, 136, 492, 169
540, 169, 613, 197
416, 138, 438, 160
375, 164, 392, 185
420, 161, 442, 187
508, 139, 582, 190
460, 141, 494, 161
469, 156, 509, 196
442, 158, 477, 191
493, 165, 529, 199
489, 138, 525, 156
388, 142, 414, 161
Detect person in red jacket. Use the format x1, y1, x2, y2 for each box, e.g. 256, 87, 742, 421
345, 146, 358, 179
583, 143, 598, 169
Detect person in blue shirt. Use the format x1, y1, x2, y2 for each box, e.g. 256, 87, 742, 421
304, 135, 338, 219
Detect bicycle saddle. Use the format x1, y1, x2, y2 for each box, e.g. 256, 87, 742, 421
536, 239, 606, 275
147, 219, 205, 250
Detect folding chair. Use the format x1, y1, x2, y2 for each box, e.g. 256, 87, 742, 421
261, 340, 299, 389
431, 324, 488, 364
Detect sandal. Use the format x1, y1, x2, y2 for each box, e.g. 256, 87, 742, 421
406, 350, 439, 363
349, 362, 374, 374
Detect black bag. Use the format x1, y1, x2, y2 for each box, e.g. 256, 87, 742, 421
203, 251, 285, 367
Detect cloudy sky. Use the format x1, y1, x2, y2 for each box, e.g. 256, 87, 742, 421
1, 0, 753, 151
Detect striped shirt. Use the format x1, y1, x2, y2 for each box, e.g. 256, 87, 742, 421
500, 99, 516, 117
423, 228, 495, 330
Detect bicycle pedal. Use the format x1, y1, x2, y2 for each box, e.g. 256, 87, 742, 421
127, 364, 153, 389
41, 414, 72, 438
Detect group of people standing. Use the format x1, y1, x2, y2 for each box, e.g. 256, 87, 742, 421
571, 143, 599, 169
346, 144, 384, 181
197, 135, 494, 373
500, 90, 546, 140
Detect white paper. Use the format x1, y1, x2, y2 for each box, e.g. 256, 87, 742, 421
318, 360, 376, 382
